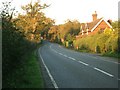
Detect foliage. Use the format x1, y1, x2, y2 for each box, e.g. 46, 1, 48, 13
59, 20, 80, 41
111, 20, 120, 29
14, 1, 54, 42
1, 1, 49, 88
3, 50, 44, 88
48, 20, 81, 43
48, 25, 59, 42
74, 27, 118, 55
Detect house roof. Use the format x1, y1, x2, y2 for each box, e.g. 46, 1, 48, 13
80, 18, 112, 32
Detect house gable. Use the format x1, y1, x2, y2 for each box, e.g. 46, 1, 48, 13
78, 11, 113, 37
91, 18, 112, 32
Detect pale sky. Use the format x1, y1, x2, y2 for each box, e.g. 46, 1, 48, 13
1, 0, 119, 25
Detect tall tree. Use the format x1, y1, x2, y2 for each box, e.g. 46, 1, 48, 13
1, 1, 34, 87
48, 25, 59, 42
58, 20, 80, 42
15, 1, 54, 42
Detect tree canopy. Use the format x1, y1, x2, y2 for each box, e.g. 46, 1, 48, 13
14, 1, 54, 42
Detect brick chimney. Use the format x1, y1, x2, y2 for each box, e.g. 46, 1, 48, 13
107, 19, 112, 25
92, 11, 97, 21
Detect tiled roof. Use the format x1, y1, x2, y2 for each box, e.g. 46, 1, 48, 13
81, 18, 103, 32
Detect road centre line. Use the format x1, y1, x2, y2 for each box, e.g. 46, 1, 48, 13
39, 48, 59, 89
53, 50, 57, 53
60, 45, 119, 65
94, 67, 114, 77
52, 44, 119, 64
80, 53, 119, 64
63, 54, 68, 57
78, 61, 89, 66
68, 57, 76, 61
50, 44, 118, 79
58, 52, 61, 55
52, 46, 89, 66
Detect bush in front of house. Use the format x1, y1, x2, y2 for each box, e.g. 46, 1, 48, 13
73, 28, 118, 55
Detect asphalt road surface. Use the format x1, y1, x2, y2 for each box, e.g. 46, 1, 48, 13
38, 41, 119, 88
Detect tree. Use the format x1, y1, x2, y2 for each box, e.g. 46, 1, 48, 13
48, 25, 58, 42
15, 1, 54, 42
1, 1, 34, 87
58, 20, 80, 43
111, 20, 120, 29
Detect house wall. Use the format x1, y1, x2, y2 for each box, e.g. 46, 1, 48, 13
90, 20, 111, 35
78, 20, 112, 38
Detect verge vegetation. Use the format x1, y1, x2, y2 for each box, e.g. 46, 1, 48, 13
48, 19, 120, 59
73, 28, 119, 58
1, 1, 52, 88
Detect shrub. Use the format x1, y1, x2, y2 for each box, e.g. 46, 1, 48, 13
73, 28, 118, 55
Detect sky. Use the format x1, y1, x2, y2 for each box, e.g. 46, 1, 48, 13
0, 0, 120, 25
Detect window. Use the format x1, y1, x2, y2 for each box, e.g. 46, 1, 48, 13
98, 28, 105, 34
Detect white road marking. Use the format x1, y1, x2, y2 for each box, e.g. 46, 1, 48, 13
68, 57, 76, 61
52, 44, 119, 64
59, 53, 63, 55
59, 45, 62, 48
39, 48, 59, 89
82, 54, 119, 64
50, 45, 59, 54
49, 45, 118, 80
78, 61, 89, 66
53, 50, 56, 53
51, 45, 89, 67
63, 54, 67, 57
50, 45, 52, 49
94, 67, 114, 77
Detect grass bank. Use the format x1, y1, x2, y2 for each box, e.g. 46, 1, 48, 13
63, 44, 119, 59
78, 49, 120, 59
102, 52, 120, 59
3, 47, 44, 88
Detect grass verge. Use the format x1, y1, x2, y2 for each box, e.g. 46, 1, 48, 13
4, 48, 44, 88
63, 45, 119, 59
102, 52, 120, 59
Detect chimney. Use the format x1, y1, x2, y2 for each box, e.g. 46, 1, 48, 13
107, 19, 112, 25
92, 11, 97, 21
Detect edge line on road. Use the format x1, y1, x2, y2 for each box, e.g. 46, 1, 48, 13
38, 48, 59, 89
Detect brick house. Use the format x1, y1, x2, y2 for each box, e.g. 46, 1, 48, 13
78, 11, 112, 37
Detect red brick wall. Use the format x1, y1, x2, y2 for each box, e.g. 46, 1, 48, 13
90, 20, 111, 35
78, 20, 112, 38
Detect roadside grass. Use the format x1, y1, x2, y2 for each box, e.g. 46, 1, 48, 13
78, 49, 90, 53
102, 52, 120, 59
4, 47, 44, 88
78, 49, 120, 59
62, 44, 119, 59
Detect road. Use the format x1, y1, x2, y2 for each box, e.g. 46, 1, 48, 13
38, 41, 119, 88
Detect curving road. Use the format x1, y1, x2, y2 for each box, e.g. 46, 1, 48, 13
38, 41, 119, 88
